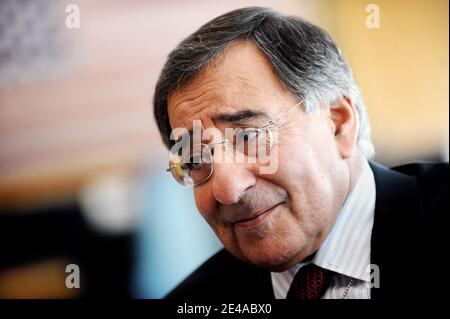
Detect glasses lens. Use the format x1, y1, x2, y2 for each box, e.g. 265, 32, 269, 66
233, 127, 272, 158
169, 144, 213, 186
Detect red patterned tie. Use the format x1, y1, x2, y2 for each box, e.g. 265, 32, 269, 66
286, 263, 332, 299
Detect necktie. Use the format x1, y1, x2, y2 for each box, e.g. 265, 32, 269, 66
286, 263, 332, 300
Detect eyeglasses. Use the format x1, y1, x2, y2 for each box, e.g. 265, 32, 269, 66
167, 100, 304, 186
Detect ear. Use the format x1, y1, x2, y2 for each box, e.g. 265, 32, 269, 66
329, 95, 359, 159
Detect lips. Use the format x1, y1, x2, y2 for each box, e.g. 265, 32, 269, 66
232, 203, 282, 229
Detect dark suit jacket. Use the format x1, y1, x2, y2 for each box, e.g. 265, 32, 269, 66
166, 162, 448, 300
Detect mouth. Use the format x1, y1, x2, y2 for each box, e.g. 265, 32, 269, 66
233, 203, 283, 229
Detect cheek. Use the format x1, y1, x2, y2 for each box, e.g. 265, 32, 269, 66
280, 122, 338, 179
193, 186, 217, 224
271, 132, 338, 218
193, 187, 239, 252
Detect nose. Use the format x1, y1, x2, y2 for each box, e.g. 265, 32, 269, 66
211, 160, 256, 205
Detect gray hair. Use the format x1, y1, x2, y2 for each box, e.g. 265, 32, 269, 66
153, 6, 374, 158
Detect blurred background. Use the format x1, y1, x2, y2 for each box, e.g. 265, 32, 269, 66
0, 0, 448, 298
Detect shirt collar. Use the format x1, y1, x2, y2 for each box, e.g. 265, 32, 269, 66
312, 159, 376, 282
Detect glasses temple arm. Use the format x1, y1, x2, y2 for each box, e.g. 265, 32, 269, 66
261, 100, 304, 129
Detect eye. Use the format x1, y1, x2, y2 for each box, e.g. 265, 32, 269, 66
190, 163, 203, 171
235, 128, 259, 143
179, 154, 202, 171
180, 162, 199, 171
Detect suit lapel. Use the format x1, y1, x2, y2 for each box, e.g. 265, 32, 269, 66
368, 161, 422, 299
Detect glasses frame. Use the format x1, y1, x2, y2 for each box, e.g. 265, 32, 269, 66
167, 99, 304, 186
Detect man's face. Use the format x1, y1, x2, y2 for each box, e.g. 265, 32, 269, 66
167, 41, 350, 271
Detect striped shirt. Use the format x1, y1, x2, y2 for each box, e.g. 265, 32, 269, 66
271, 159, 376, 299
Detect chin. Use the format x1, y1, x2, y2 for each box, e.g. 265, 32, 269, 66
218, 210, 313, 271
232, 237, 306, 272
244, 251, 300, 272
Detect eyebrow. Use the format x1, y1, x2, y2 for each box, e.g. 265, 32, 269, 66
212, 109, 269, 123
174, 109, 269, 144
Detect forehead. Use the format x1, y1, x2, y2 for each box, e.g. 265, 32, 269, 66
167, 41, 290, 131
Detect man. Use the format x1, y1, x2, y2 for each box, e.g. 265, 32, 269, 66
153, 7, 448, 299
